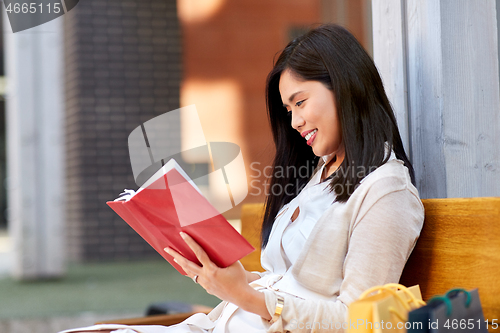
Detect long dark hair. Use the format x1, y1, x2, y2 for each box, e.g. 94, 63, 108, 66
261, 24, 414, 248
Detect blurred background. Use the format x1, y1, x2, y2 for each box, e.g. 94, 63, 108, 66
0, 0, 372, 331
1, 0, 499, 332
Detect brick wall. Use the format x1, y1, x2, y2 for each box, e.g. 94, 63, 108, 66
179, 0, 323, 217
64, 0, 181, 261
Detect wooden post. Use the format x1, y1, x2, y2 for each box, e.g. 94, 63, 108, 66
372, 0, 410, 156
4, 16, 65, 279
372, 0, 500, 199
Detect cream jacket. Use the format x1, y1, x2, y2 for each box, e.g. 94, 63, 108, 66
210, 158, 424, 332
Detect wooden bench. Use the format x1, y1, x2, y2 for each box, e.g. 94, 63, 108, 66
98, 197, 500, 330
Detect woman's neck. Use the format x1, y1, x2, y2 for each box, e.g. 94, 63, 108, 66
321, 147, 345, 181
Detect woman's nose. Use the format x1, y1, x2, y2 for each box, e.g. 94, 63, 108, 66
291, 111, 305, 130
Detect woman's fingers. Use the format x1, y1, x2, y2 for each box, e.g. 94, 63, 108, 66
179, 232, 215, 269
165, 240, 253, 305
164, 247, 202, 277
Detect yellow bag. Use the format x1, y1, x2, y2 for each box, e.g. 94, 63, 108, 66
348, 283, 425, 332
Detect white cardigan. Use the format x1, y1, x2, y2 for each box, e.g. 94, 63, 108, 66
210, 158, 424, 333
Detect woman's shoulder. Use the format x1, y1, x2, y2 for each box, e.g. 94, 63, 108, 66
336, 158, 424, 230
358, 158, 416, 194
343, 158, 422, 216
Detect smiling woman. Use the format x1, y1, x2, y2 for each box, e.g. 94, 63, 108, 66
60, 24, 424, 333
279, 69, 343, 159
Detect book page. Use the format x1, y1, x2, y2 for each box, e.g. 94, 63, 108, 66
113, 158, 203, 201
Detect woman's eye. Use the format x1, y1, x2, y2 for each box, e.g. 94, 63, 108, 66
286, 110, 292, 117
295, 100, 305, 107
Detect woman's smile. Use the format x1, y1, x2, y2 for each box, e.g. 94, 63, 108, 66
279, 69, 343, 157
304, 129, 317, 145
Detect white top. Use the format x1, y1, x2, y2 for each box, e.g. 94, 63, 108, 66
214, 160, 338, 333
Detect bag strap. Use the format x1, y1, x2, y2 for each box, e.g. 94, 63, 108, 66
359, 283, 425, 310
389, 306, 407, 322
445, 288, 472, 308
384, 283, 426, 308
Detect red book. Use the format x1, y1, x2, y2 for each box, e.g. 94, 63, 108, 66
107, 159, 254, 275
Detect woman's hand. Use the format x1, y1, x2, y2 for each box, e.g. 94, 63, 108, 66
164, 232, 270, 320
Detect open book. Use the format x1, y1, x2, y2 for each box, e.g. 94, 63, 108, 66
106, 159, 255, 275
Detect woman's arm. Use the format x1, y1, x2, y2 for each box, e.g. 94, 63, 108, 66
266, 187, 424, 332
165, 233, 272, 320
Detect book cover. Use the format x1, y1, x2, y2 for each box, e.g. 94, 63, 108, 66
107, 159, 255, 275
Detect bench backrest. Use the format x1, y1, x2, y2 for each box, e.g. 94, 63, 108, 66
239, 198, 500, 322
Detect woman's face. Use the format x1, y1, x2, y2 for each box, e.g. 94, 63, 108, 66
279, 69, 343, 157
